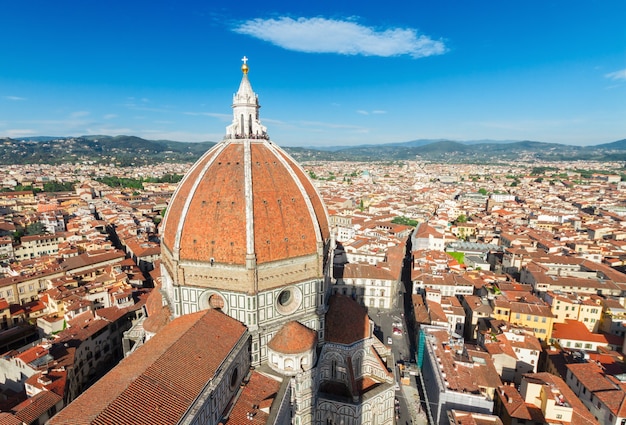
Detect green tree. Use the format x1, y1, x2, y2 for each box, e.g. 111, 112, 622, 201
478, 188, 488, 195
456, 214, 467, 223
25, 222, 46, 235
448, 252, 465, 264
95, 176, 144, 189
391, 216, 418, 227
12, 229, 24, 243
43, 181, 76, 192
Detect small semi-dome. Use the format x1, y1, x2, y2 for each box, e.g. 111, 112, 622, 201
267, 321, 318, 376
268, 321, 318, 355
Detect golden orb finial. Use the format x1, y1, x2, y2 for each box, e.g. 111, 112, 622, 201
241, 56, 249, 74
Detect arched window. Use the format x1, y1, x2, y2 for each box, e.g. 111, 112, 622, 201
353, 354, 362, 377
285, 358, 294, 370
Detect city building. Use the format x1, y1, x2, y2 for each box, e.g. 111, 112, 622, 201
418, 325, 502, 425
495, 372, 599, 425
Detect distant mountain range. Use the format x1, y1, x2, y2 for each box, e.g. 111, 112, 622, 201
1, 135, 625, 165
307, 138, 523, 151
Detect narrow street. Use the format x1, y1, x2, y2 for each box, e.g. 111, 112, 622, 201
370, 287, 429, 425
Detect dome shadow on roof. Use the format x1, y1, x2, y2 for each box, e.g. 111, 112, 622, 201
325, 294, 371, 345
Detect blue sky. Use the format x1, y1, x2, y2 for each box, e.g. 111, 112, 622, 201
1, 1, 625, 147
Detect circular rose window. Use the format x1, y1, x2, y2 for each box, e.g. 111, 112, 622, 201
276, 286, 303, 315
209, 294, 225, 310
199, 291, 228, 313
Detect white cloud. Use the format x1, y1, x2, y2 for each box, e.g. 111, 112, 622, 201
136, 129, 216, 142
260, 117, 287, 126
233, 17, 446, 58
297, 120, 369, 133
605, 69, 626, 81
477, 118, 585, 132
86, 127, 134, 135
357, 109, 387, 115
184, 111, 232, 121
70, 111, 90, 118
124, 102, 170, 113
103, 114, 118, 120
4, 96, 26, 101
5, 129, 37, 137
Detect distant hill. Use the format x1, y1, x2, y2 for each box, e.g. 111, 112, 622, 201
0, 135, 215, 165
593, 139, 626, 150
1, 135, 625, 165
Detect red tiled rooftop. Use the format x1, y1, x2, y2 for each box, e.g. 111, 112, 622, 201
12, 391, 62, 424
49, 309, 247, 425
0, 413, 21, 425
142, 285, 172, 334
227, 371, 281, 424
552, 320, 609, 343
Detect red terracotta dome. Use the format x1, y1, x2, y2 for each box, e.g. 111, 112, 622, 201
161, 139, 329, 266
268, 321, 318, 355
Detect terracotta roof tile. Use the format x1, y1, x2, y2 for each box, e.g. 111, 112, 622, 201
553, 320, 609, 344
49, 309, 247, 425
227, 371, 281, 424
12, 391, 62, 424
268, 321, 317, 354
162, 140, 329, 266
524, 372, 600, 425
0, 413, 22, 425
142, 285, 171, 334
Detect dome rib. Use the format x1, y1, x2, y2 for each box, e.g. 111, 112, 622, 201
172, 142, 229, 260
243, 139, 255, 267
272, 146, 331, 241
264, 141, 325, 246
162, 142, 227, 260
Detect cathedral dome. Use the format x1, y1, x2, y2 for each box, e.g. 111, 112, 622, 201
161, 140, 329, 266
160, 59, 330, 295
